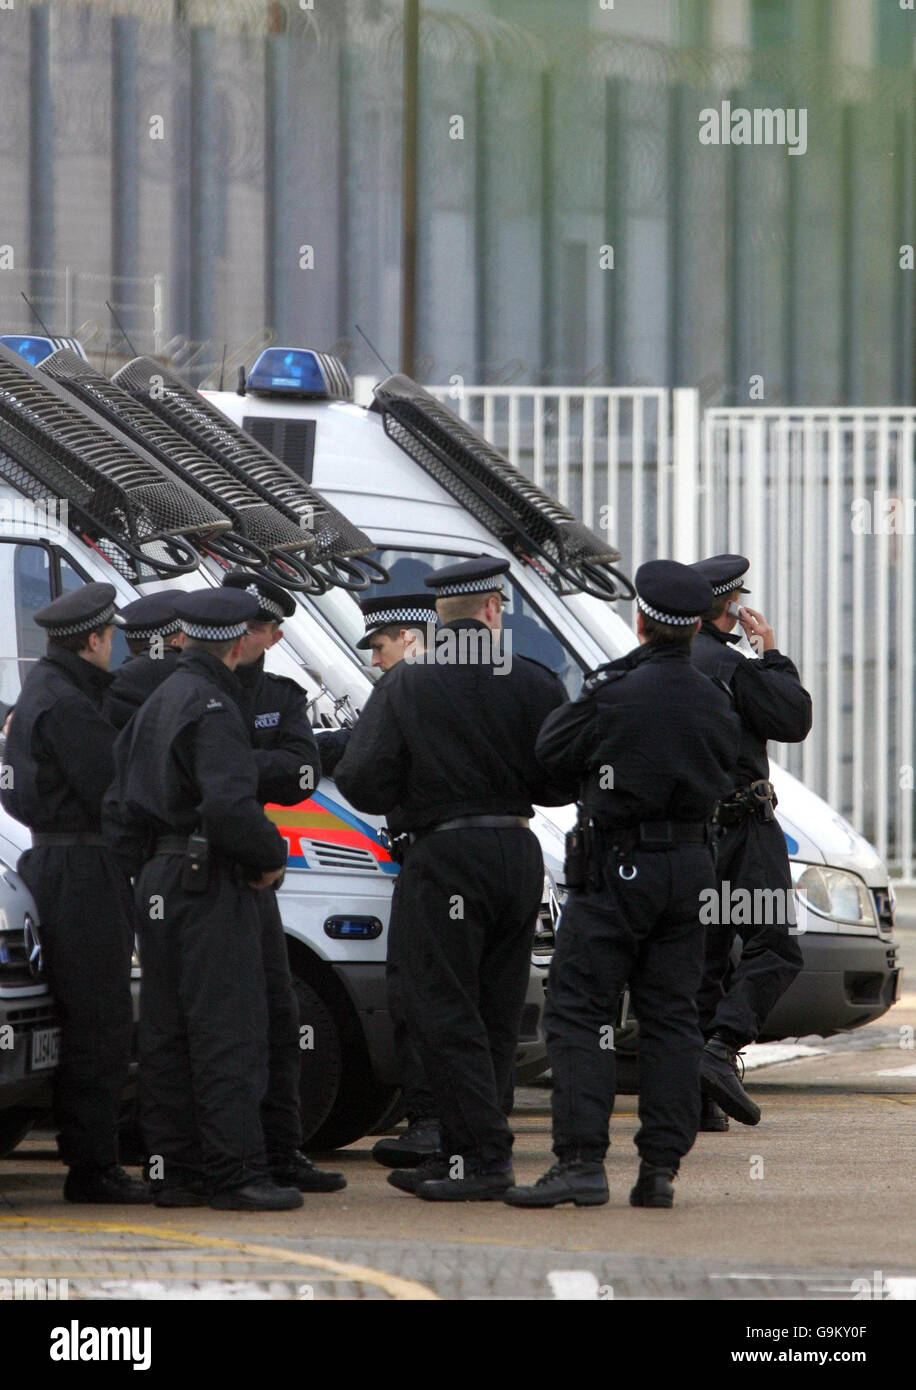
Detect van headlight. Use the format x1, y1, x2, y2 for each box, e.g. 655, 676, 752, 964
789, 863, 877, 928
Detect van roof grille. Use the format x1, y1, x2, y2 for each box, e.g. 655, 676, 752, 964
113, 358, 386, 591
39, 349, 328, 588
0, 344, 227, 577
373, 375, 633, 601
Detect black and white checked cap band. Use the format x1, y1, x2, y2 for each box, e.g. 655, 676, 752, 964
42, 602, 120, 638
433, 576, 505, 598
368, 605, 436, 628
245, 584, 285, 620
709, 572, 748, 595
126, 618, 183, 641
179, 618, 250, 641
635, 595, 703, 626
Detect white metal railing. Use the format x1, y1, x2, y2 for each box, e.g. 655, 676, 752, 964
424, 383, 673, 577
408, 381, 915, 882
703, 407, 916, 882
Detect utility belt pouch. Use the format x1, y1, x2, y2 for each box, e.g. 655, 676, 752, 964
563, 821, 588, 892
181, 832, 210, 893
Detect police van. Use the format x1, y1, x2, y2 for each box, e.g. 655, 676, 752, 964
0, 336, 564, 1155
203, 350, 901, 1047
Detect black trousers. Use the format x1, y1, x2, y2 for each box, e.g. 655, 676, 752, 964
135, 855, 269, 1192
258, 887, 303, 1157
697, 815, 805, 1046
18, 845, 135, 1171
386, 878, 437, 1124
399, 826, 543, 1169
546, 843, 712, 1171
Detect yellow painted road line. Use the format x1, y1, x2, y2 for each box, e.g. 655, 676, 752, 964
0, 1215, 438, 1301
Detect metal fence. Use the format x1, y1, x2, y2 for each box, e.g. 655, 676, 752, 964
423, 382, 916, 882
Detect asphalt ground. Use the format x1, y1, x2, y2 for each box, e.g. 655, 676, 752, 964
1, 920, 913, 1306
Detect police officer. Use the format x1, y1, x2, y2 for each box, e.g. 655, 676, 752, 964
346, 591, 443, 1169
0, 582, 147, 1203
312, 591, 442, 1166
221, 570, 345, 1193
314, 591, 438, 779
689, 555, 811, 1128
507, 561, 740, 1210
103, 592, 186, 731
335, 557, 570, 1201
104, 588, 301, 1211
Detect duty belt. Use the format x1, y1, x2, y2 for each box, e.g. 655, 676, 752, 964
599, 821, 710, 849
424, 814, 530, 834
389, 814, 530, 859
31, 831, 106, 847
155, 836, 194, 854
713, 779, 778, 827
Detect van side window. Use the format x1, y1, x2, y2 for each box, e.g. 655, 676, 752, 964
57, 554, 129, 670
13, 544, 53, 695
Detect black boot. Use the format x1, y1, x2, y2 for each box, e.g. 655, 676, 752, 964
698, 1094, 730, 1132
153, 1183, 210, 1209
270, 1151, 346, 1193
416, 1162, 515, 1203
700, 1037, 761, 1126
629, 1163, 676, 1209
63, 1166, 151, 1205
372, 1119, 442, 1169
387, 1154, 449, 1195
504, 1160, 608, 1209
210, 1180, 304, 1211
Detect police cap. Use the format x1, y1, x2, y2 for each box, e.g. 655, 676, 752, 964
690, 554, 750, 596
635, 560, 714, 626
119, 591, 184, 641
355, 593, 438, 649
423, 556, 510, 599
221, 569, 296, 622
34, 582, 125, 638
173, 588, 259, 641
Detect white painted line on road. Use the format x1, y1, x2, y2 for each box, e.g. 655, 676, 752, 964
741, 1043, 828, 1069
886, 1278, 916, 1299
547, 1270, 600, 1300
875, 1064, 916, 1077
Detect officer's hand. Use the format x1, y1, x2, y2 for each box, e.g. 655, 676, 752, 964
737, 605, 775, 653
249, 867, 285, 889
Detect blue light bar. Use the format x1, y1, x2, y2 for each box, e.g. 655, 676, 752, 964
246, 347, 352, 401
0, 335, 88, 366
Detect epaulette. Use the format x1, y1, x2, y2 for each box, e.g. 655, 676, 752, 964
582, 664, 627, 696
518, 653, 563, 680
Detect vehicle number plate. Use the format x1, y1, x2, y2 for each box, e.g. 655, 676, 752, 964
30, 1027, 60, 1071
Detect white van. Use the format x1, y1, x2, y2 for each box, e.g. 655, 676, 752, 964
0, 338, 562, 1154
204, 352, 901, 1044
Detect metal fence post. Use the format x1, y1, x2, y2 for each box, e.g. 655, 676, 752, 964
671, 387, 699, 563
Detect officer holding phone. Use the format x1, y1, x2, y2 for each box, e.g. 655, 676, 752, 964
689, 555, 812, 1130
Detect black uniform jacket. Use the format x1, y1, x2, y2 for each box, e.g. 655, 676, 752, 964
103, 648, 287, 876
313, 727, 350, 778
536, 642, 741, 827
235, 655, 321, 807
1, 647, 116, 831
691, 623, 812, 786
103, 646, 183, 731
334, 619, 571, 834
